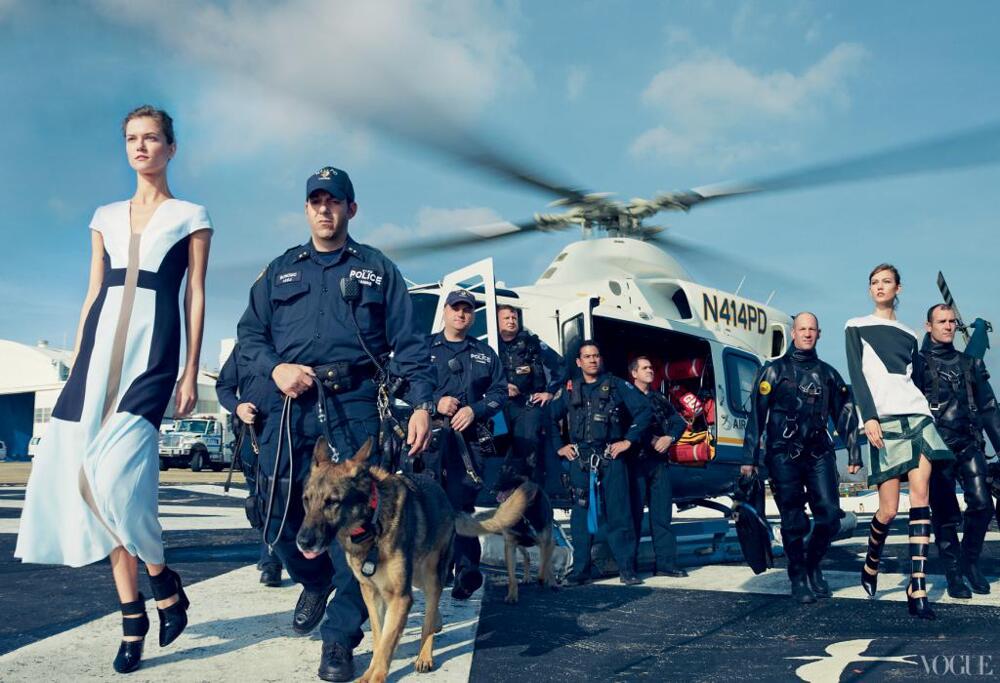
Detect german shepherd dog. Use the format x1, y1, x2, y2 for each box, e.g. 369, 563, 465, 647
296, 438, 533, 682
492, 464, 557, 604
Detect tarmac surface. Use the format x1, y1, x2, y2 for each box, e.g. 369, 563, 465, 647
2, 461, 1000, 682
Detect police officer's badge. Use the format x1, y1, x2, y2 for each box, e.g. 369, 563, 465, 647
759, 380, 772, 395
317, 167, 336, 179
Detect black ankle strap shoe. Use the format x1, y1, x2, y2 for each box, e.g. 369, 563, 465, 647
113, 593, 149, 674
149, 567, 190, 647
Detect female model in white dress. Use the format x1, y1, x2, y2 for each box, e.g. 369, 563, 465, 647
15, 105, 213, 672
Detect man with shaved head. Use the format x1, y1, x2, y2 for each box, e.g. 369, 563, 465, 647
743, 312, 860, 603
914, 303, 1000, 598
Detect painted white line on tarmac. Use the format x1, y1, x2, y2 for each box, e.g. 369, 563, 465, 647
626, 564, 1000, 607
0, 564, 480, 682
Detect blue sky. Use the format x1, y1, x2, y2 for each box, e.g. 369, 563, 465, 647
1, 0, 998, 377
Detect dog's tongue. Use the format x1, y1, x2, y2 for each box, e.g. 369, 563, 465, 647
301, 550, 322, 560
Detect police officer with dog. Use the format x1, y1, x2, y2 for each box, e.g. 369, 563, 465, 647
424, 289, 507, 600
628, 356, 689, 578
237, 166, 434, 682
915, 303, 1000, 598
743, 312, 859, 604
551, 340, 651, 586
215, 343, 284, 587
497, 304, 566, 485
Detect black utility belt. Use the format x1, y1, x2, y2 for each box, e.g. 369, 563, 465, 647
314, 361, 376, 393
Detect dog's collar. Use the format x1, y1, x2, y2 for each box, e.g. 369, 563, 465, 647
349, 481, 380, 543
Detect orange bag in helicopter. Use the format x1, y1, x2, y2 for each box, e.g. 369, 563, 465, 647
668, 429, 716, 464
703, 398, 716, 425
665, 357, 707, 381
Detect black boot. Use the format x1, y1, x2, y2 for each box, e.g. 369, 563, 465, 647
148, 567, 190, 647
790, 576, 817, 604
861, 515, 890, 598
907, 506, 936, 620
936, 523, 972, 599
962, 510, 992, 595
806, 565, 831, 598
113, 594, 149, 674
318, 642, 355, 682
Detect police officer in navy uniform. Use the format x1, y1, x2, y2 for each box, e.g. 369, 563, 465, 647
237, 166, 434, 682
628, 356, 689, 577
497, 304, 566, 485
215, 342, 284, 586
915, 303, 1000, 598
743, 313, 859, 604
424, 289, 507, 600
551, 340, 652, 586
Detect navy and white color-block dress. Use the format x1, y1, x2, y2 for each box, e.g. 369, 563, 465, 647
845, 315, 952, 486
15, 199, 213, 567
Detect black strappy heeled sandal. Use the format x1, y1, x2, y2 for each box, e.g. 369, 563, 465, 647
907, 506, 936, 620
113, 593, 149, 673
149, 567, 190, 647
861, 515, 890, 598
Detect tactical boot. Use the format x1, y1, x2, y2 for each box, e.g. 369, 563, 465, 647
451, 569, 483, 600
292, 586, 333, 634
790, 577, 817, 604
260, 565, 282, 588
935, 523, 970, 598
805, 565, 831, 598
963, 561, 991, 595
318, 642, 354, 682
946, 569, 972, 599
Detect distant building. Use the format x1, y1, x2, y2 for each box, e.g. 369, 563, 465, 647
0, 339, 221, 458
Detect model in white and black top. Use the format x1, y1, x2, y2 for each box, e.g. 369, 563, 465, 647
847, 263, 952, 621
845, 315, 932, 422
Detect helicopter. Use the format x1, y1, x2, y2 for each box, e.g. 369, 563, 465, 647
376, 123, 1000, 525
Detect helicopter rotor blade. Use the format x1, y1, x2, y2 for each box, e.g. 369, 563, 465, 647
643, 121, 1000, 213
380, 217, 573, 260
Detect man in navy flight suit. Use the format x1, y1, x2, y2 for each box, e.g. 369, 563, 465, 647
551, 340, 651, 586
215, 342, 284, 586
237, 166, 434, 682
424, 289, 507, 599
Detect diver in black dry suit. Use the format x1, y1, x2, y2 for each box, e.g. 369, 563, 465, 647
744, 313, 859, 604
915, 303, 1000, 598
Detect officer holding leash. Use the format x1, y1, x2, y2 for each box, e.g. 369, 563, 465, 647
424, 289, 507, 600
551, 340, 651, 586
237, 166, 434, 682
497, 304, 566, 485
915, 303, 1000, 598
743, 312, 859, 604
215, 342, 284, 587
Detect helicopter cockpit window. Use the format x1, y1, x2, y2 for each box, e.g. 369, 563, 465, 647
723, 350, 760, 417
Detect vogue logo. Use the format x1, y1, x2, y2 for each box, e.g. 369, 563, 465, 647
920, 655, 994, 676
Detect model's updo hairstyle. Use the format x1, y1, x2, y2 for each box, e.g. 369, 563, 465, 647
868, 262, 901, 309
121, 105, 175, 145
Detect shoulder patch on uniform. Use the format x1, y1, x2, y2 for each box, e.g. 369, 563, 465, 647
539, 341, 549, 350
254, 267, 266, 283
759, 380, 772, 395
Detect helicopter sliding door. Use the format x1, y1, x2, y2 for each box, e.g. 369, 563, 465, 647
557, 296, 597, 359
434, 258, 500, 351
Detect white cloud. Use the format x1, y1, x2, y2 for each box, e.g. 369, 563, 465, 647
95, 0, 530, 160
361, 206, 507, 246
631, 43, 867, 165
566, 66, 588, 101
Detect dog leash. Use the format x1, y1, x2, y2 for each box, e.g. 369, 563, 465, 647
262, 395, 294, 551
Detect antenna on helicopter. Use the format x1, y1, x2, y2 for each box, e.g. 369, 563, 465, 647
734, 275, 747, 297
765, 291, 776, 306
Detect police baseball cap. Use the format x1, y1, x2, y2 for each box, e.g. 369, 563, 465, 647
445, 289, 477, 308
306, 166, 355, 202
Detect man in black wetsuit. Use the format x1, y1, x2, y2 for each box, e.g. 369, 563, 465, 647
915, 303, 1000, 598
743, 312, 859, 603
497, 305, 565, 485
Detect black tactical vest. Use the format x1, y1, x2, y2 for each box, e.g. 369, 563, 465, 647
503, 332, 547, 394
568, 376, 625, 445
921, 350, 980, 445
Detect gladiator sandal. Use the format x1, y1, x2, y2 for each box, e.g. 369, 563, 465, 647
861, 515, 890, 598
148, 567, 190, 647
113, 593, 149, 674
906, 506, 936, 620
